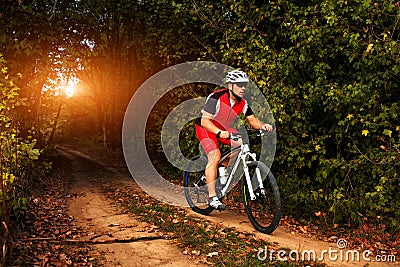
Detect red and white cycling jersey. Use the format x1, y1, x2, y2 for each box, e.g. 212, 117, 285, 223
195, 88, 253, 130
195, 88, 254, 153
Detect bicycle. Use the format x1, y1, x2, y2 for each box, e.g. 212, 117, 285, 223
184, 128, 281, 234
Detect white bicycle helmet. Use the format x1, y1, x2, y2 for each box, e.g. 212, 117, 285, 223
226, 70, 249, 83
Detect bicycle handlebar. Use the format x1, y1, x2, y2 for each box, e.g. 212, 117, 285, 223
230, 129, 270, 141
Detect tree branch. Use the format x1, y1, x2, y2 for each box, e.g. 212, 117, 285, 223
23, 235, 177, 244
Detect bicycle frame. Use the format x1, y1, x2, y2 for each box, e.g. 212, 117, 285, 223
219, 137, 266, 200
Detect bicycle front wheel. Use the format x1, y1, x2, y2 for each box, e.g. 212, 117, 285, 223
242, 161, 281, 234
184, 155, 214, 215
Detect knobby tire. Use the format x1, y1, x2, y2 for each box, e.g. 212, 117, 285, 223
184, 155, 214, 215
241, 161, 281, 234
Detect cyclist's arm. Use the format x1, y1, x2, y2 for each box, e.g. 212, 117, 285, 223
201, 111, 230, 138
246, 114, 273, 132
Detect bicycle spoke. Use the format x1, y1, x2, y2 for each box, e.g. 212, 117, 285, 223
242, 161, 281, 234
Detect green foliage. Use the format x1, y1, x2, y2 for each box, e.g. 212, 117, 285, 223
195, 0, 400, 229
1, 55, 42, 264
134, 0, 400, 230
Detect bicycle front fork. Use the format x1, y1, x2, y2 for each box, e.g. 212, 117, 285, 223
242, 155, 266, 201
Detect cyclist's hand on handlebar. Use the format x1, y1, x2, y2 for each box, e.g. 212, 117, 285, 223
260, 123, 274, 132
219, 130, 230, 139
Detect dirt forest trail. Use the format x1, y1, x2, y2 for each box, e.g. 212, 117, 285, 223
57, 146, 205, 267
57, 145, 397, 267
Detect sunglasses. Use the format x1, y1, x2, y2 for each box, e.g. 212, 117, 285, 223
234, 82, 248, 88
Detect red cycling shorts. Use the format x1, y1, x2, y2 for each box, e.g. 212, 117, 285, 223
195, 124, 237, 154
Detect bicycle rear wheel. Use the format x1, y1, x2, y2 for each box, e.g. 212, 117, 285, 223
242, 161, 281, 234
184, 155, 214, 215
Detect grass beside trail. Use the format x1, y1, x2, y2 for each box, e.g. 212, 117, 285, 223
108, 189, 326, 267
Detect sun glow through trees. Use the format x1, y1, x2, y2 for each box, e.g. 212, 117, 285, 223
65, 80, 76, 98
44, 73, 79, 98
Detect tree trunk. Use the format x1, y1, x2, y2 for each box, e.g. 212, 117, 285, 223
47, 102, 63, 145
102, 109, 108, 149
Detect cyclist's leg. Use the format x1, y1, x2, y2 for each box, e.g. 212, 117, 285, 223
218, 127, 242, 167
196, 125, 226, 210
204, 149, 220, 197
195, 125, 220, 197
204, 149, 226, 210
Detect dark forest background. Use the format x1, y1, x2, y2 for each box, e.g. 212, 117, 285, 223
1, 0, 399, 264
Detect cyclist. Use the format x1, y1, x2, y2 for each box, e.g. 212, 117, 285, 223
195, 70, 273, 211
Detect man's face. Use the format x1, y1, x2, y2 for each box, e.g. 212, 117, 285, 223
230, 82, 247, 98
